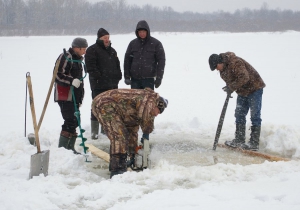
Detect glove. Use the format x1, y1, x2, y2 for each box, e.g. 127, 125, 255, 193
155, 78, 162, 88
72, 78, 81, 88
222, 86, 233, 95
140, 133, 149, 144
125, 78, 131, 85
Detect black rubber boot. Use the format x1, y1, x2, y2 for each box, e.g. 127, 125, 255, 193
109, 154, 127, 178
225, 124, 246, 148
127, 153, 135, 168
58, 135, 69, 149
68, 136, 81, 155
91, 120, 99, 140
241, 126, 261, 151
100, 126, 106, 135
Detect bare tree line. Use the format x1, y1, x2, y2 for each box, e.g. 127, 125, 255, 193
0, 0, 299, 36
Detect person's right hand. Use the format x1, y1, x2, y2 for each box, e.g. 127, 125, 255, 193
125, 78, 131, 85
222, 86, 233, 95
72, 78, 81, 88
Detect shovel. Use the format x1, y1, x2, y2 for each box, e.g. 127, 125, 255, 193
212, 93, 232, 150
27, 58, 60, 145
27, 72, 50, 179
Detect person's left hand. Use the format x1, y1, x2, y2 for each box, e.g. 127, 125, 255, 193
222, 86, 233, 95
155, 79, 162, 88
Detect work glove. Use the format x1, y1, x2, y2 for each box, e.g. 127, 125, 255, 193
155, 78, 162, 88
72, 78, 81, 88
125, 78, 131, 85
222, 86, 233, 95
140, 133, 149, 144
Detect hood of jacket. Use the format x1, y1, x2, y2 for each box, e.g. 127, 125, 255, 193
135, 20, 150, 40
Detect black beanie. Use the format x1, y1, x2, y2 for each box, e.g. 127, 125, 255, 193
209, 54, 223, 71
97, 28, 109, 38
72, 37, 88, 48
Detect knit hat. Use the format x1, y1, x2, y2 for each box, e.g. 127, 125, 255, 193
97, 28, 109, 38
72, 37, 88, 48
209, 54, 223, 71
157, 96, 168, 114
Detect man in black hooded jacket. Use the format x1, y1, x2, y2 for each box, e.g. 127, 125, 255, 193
85, 28, 122, 139
124, 20, 166, 142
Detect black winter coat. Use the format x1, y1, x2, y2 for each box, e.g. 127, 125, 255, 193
85, 40, 122, 90
54, 48, 84, 104
124, 20, 166, 80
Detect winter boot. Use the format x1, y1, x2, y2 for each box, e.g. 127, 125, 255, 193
68, 134, 81, 155
58, 135, 69, 149
91, 120, 99, 140
241, 126, 261, 151
225, 124, 246, 148
58, 131, 72, 149
109, 154, 127, 178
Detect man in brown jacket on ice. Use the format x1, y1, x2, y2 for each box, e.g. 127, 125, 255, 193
209, 52, 265, 151
92, 88, 168, 178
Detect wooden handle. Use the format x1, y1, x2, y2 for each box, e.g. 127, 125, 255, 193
37, 59, 60, 131
26, 73, 41, 153
217, 143, 289, 162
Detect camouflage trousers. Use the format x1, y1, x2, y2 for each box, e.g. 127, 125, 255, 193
93, 103, 139, 171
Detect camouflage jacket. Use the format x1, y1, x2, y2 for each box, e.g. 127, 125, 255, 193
220, 52, 266, 96
92, 88, 160, 134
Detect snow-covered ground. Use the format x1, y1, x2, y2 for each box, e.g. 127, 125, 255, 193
0, 32, 300, 209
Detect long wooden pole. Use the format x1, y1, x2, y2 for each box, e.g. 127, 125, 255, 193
37, 59, 60, 131
26, 73, 41, 153
217, 143, 289, 162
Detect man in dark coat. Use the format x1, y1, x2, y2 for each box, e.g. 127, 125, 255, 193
209, 52, 266, 151
124, 20, 166, 142
85, 28, 122, 139
54, 37, 88, 154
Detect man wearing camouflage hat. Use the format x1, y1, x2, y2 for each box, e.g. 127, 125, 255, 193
209, 52, 265, 151
54, 37, 88, 154
92, 88, 168, 178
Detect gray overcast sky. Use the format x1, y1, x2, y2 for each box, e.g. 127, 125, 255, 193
88, 0, 300, 13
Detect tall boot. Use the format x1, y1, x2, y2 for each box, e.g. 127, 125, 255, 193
58, 135, 69, 149
225, 124, 246, 148
91, 120, 99, 140
109, 154, 127, 178
68, 135, 81, 155
241, 126, 261, 151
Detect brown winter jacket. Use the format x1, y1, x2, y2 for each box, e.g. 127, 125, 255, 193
92, 88, 159, 134
219, 52, 266, 96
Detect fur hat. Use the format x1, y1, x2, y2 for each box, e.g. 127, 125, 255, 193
97, 28, 109, 38
157, 96, 168, 114
72, 37, 88, 48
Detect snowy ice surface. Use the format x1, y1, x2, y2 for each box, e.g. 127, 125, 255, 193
0, 32, 300, 210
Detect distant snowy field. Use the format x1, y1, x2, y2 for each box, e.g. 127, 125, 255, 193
0, 32, 300, 209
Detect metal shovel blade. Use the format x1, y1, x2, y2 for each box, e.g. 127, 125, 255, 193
29, 150, 50, 179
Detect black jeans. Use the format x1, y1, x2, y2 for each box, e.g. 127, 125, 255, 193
58, 101, 78, 134
131, 78, 154, 90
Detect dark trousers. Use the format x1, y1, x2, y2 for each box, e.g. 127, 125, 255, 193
131, 78, 154, 90
130, 78, 154, 140
235, 89, 263, 126
58, 101, 78, 134
91, 88, 116, 121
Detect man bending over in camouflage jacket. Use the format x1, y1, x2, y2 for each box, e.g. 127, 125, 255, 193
92, 88, 168, 178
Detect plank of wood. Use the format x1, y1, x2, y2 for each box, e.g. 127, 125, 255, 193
86, 144, 110, 162
217, 143, 290, 162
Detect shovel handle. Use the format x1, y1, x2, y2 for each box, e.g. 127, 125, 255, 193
37, 58, 60, 131
26, 73, 41, 153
